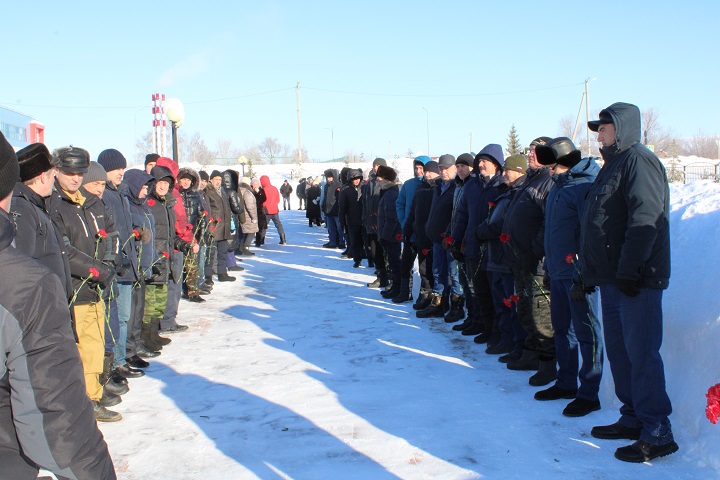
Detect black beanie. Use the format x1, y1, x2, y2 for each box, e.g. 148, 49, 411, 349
373, 157, 387, 167
97, 148, 127, 172
210, 170, 222, 179
0, 132, 20, 200
424, 160, 439, 174
199, 171, 209, 181
145, 153, 160, 166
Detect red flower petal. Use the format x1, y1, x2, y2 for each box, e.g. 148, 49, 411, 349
88, 267, 100, 278
395, 234, 403, 241
421, 249, 429, 255
510, 294, 520, 303
503, 298, 512, 308
488, 202, 496, 208
161, 251, 170, 258
565, 253, 575, 264
133, 229, 141, 238
444, 236, 454, 245
147, 199, 156, 206
499, 233, 510, 243
97, 229, 107, 238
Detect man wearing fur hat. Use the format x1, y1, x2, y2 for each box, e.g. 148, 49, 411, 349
176, 167, 206, 302
338, 168, 365, 268
581, 102, 677, 462
11, 143, 72, 300
0, 132, 117, 480
363, 158, 387, 285
205, 170, 237, 282
376, 165, 402, 299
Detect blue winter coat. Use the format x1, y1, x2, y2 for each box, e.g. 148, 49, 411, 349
123, 170, 156, 277
544, 157, 600, 280
425, 179, 456, 244
103, 182, 139, 283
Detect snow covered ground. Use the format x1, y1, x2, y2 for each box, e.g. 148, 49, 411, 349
92, 181, 720, 480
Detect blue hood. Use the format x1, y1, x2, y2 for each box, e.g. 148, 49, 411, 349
473, 144, 504, 172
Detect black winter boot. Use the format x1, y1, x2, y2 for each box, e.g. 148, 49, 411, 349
392, 277, 413, 303
217, 273, 236, 282
99, 352, 129, 396
444, 294, 465, 323
452, 318, 472, 331
461, 322, 484, 336
529, 360, 557, 387
204, 276, 215, 286
413, 289, 431, 310
279, 234, 287, 245
507, 349, 539, 371
416, 293, 444, 318
381, 281, 400, 299
93, 401, 122, 422
99, 388, 121, 407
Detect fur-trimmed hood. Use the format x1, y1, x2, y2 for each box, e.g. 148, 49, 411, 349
177, 167, 200, 191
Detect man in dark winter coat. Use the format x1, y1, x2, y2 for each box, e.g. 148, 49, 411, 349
393, 155, 429, 303
280, 179, 293, 210
581, 102, 677, 462
177, 167, 206, 302
0, 132, 117, 480
322, 169, 344, 248
205, 170, 237, 282
338, 168, 365, 268
296, 178, 307, 210
417, 154, 462, 318
376, 166, 402, 300
534, 137, 603, 419
501, 137, 556, 388
11, 143, 72, 301
404, 161, 439, 310
451, 145, 506, 342
363, 158, 387, 286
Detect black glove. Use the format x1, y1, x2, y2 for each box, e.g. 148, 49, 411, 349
570, 282, 596, 302
617, 278, 640, 297
116, 258, 131, 277
147, 257, 167, 282
98, 263, 116, 290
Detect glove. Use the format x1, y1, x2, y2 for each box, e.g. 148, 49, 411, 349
617, 278, 640, 297
116, 259, 131, 277
570, 282, 596, 302
98, 263, 116, 290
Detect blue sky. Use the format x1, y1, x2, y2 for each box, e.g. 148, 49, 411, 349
3, 1, 718, 164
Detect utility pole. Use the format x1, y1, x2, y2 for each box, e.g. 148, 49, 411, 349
585, 78, 591, 156
422, 107, 430, 157
469, 131, 473, 152
296, 82, 303, 163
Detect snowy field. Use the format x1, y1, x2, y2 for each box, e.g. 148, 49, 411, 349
91, 180, 720, 480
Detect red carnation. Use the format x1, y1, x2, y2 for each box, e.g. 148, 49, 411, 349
210, 226, 216, 231
202, 210, 209, 216
706, 383, 720, 425
565, 253, 575, 265
499, 233, 510, 243
503, 298, 512, 308
147, 199, 156, 206
88, 267, 100, 278
216, 217, 222, 222
208, 217, 214, 223
440, 232, 446, 238
395, 234, 403, 241
510, 294, 520, 303
444, 236, 454, 245
488, 202, 496, 208
96, 229, 107, 239
161, 251, 170, 259
133, 229, 141, 239
421, 249, 429, 255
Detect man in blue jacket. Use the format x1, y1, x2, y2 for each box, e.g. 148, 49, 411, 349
581, 103, 677, 462
534, 138, 603, 418
393, 155, 429, 302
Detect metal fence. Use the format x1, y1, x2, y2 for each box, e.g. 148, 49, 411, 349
666, 162, 720, 184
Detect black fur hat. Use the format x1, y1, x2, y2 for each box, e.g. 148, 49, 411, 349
17, 143, 60, 182
375, 165, 397, 182
54, 146, 90, 174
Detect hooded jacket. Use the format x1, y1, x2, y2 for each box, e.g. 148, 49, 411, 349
156, 158, 195, 245
377, 180, 401, 243
102, 179, 139, 283
260, 175, 280, 215
397, 158, 428, 231
404, 177, 437, 250
10, 183, 73, 300
239, 179, 259, 234
147, 165, 180, 284
0, 209, 116, 480
338, 169, 364, 228
580, 102, 670, 289
361, 170, 382, 234
177, 167, 204, 228
222, 170, 245, 224
123, 170, 156, 277
476, 180, 522, 273
323, 169, 341, 216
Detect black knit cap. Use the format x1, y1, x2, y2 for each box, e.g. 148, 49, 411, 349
54, 146, 90, 174
17, 143, 60, 182
424, 160, 439, 174
199, 170, 209, 181
455, 153, 474, 166
145, 153, 160, 166
0, 132, 20, 200
97, 148, 127, 172
210, 170, 222, 179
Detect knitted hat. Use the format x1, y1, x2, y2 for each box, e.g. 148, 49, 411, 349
372, 157, 387, 167
424, 160, 439, 174
81, 162, 107, 185
0, 132, 20, 200
504, 154, 528, 173
178, 171, 195, 182
375, 165, 397, 182
145, 153, 160, 166
199, 170, 209, 181
17, 143, 59, 182
209, 170, 221, 179
97, 148, 127, 172
54, 146, 90, 174
455, 153, 474, 166
536, 137, 582, 168
438, 154, 456, 168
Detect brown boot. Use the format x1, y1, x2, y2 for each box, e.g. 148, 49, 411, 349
150, 318, 172, 346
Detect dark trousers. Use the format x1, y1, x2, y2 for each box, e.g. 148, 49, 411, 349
326, 215, 344, 247
368, 233, 385, 275
400, 242, 417, 279
267, 212, 286, 240
551, 279, 603, 400
416, 246, 434, 292
298, 196, 305, 209
432, 244, 463, 296
215, 240, 229, 275
600, 284, 673, 445
382, 240, 402, 287
492, 271, 525, 352
126, 281, 145, 358
347, 225, 364, 263
282, 196, 291, 209
512, 263, 554, 360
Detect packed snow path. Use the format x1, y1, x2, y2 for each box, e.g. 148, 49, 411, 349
99, 209, 715, 480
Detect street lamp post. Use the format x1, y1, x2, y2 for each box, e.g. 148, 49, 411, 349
422, 107, 430, 156
238, 155, 248, 177
165, 98, 185, 163
324, 127, 334, 161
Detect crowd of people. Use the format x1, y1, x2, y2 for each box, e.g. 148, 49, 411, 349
0, 132, 289, 478
0, 101, 677, 478
322, 102, 677, 464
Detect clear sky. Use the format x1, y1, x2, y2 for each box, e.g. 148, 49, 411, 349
3, 0, 718, 164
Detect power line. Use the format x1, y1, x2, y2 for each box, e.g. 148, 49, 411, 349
302, 82, 585, 98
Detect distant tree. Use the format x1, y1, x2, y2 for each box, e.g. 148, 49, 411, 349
406, 148, 414, 158
135, 130, 154, 164
246, 160, 256, 179
292, 147, 309, 166
680, 132, 720, 159
215, 138, 232, 163
185, 132, 213, 165
642, 108, 676, 157
506, 124, 522, 155
258, 137, 290, 165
